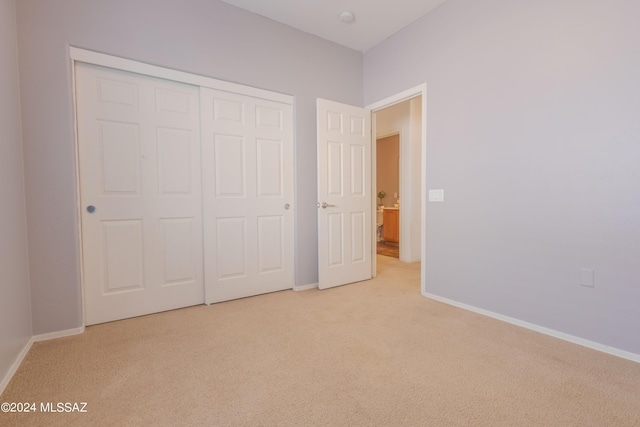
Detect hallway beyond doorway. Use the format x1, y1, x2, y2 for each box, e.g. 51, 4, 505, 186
377, 241, 399, 258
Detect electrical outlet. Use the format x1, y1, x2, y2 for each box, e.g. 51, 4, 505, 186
580, 269, 595, 288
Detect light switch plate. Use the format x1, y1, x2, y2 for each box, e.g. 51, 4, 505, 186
428, 189, 444, 202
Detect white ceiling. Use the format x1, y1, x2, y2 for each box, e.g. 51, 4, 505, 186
220, 0, 449, 52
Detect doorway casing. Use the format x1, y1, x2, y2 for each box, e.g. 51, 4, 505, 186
366, 84, 427, 294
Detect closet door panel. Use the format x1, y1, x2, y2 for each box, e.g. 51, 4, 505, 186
201, 88, 294, 303
77, 63, 203, 325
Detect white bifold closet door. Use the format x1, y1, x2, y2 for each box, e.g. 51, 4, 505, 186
200, 88, 294, 303
76, 63, 204, 325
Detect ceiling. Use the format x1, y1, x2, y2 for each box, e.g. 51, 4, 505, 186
220, 0, 449, 52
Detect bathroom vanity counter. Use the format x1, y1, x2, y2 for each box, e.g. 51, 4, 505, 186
382, 208, 399, 243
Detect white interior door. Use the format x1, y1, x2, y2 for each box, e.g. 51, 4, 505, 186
317, 99, 372, 289
201, 88, 294, 303
76, 63, 204, 325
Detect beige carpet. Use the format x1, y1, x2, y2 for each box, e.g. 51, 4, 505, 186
2, 256, 640, 426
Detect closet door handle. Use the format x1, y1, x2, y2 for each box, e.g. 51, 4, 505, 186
86, 205, 96, 214
320, 202, 336, 209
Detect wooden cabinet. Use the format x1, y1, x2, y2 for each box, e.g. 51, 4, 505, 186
382, 209, 399, 243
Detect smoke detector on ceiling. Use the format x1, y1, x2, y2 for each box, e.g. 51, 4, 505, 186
339, 11, 355, 24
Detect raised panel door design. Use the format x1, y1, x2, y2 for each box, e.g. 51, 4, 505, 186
101, 220, 144, 293
216, 217, 246, 279
327, 141, 343, 197
328, 213, 344, 266
97, 78, 138, 107
256, 105, 283, 130
327, 111, 343, 133
77, 63, 203, 325
257, 215, 284, 273
350, 116, 365, 137
351, 212, 365, 263
201, 88, 294, 303
257, 139, 283, 198
157, 127, 192, 194
214, 134, 246, 198
213, 98, 244, 124
99, 121, 141, 194
160, 218, 196, 285
317, 99, 372, 289
350, 144, 365, 196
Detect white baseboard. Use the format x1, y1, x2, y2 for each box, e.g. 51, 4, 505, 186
294, 282, 318, 291
0, 337, 33, 396
0, 326, 85, 396
424, 292, 640, 364
33, 326, 84, 342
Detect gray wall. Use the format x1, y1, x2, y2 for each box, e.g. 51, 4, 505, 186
364, 0, 640, 354
0, 0, 32, 383
16, 0, 363, 334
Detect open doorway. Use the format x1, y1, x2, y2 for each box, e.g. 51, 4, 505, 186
372, 96, 422, 265
367, 85, 426, 284
376, 133, 400, 258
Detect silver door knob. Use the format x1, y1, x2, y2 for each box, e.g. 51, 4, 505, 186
284, 204, 290, 210
320, 202, 336, 209
86, 205, 96, 214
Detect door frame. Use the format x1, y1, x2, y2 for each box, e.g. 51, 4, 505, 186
366, 84, 427, 293
69, 47, 296, 324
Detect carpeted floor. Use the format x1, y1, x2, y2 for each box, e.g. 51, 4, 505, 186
2, 256, 640, 426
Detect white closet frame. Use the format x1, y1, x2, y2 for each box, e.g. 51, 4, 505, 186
70, 47, 296, 321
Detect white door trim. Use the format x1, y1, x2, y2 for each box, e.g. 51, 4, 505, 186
69, 47, 293, 104
366, 84, 427, 294
366, 84, 426, 111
